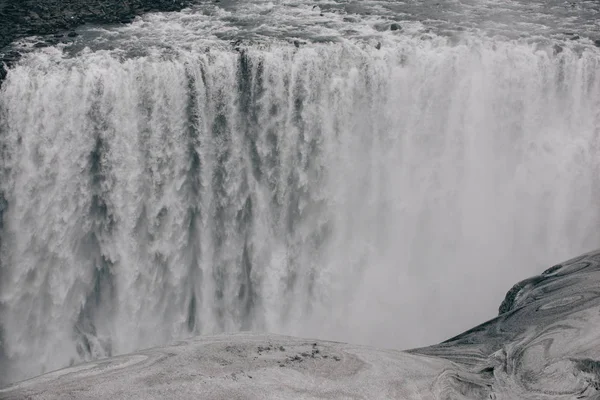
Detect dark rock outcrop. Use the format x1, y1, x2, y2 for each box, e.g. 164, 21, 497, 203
409, 249, 600, 397
390, 23, 401, 31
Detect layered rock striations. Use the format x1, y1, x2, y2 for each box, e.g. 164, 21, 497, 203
410, 249, 600, 398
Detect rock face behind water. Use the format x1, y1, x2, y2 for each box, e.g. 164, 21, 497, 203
2, 249, 600, 399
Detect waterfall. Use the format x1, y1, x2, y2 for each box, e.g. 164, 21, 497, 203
1, 35, 600, 384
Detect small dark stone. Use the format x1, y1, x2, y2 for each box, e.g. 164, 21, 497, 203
390, 23, 401, 31
570, 35, 580, 40
33, 42, 46, 48
553, 44, 563, 55
375, 42, 382, 50
301, 352, 309, 357
279, 346, 285, 351
67, 31, 78, 38
333, 356, 341, 361
594, 39, 600, 48
293, 40, 300, 48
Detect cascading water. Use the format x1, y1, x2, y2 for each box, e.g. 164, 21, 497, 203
1, 1, 600, 386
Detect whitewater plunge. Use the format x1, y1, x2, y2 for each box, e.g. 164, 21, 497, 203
1, 2, 600, 385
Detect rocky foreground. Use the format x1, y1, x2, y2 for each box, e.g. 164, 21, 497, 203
2, 250, 600, 399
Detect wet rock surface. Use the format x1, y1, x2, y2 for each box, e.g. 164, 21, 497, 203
410, 249, 600, 399
0, 333, 427, 399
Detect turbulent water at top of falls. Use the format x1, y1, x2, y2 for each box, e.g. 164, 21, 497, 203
2, 0, 600, 385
